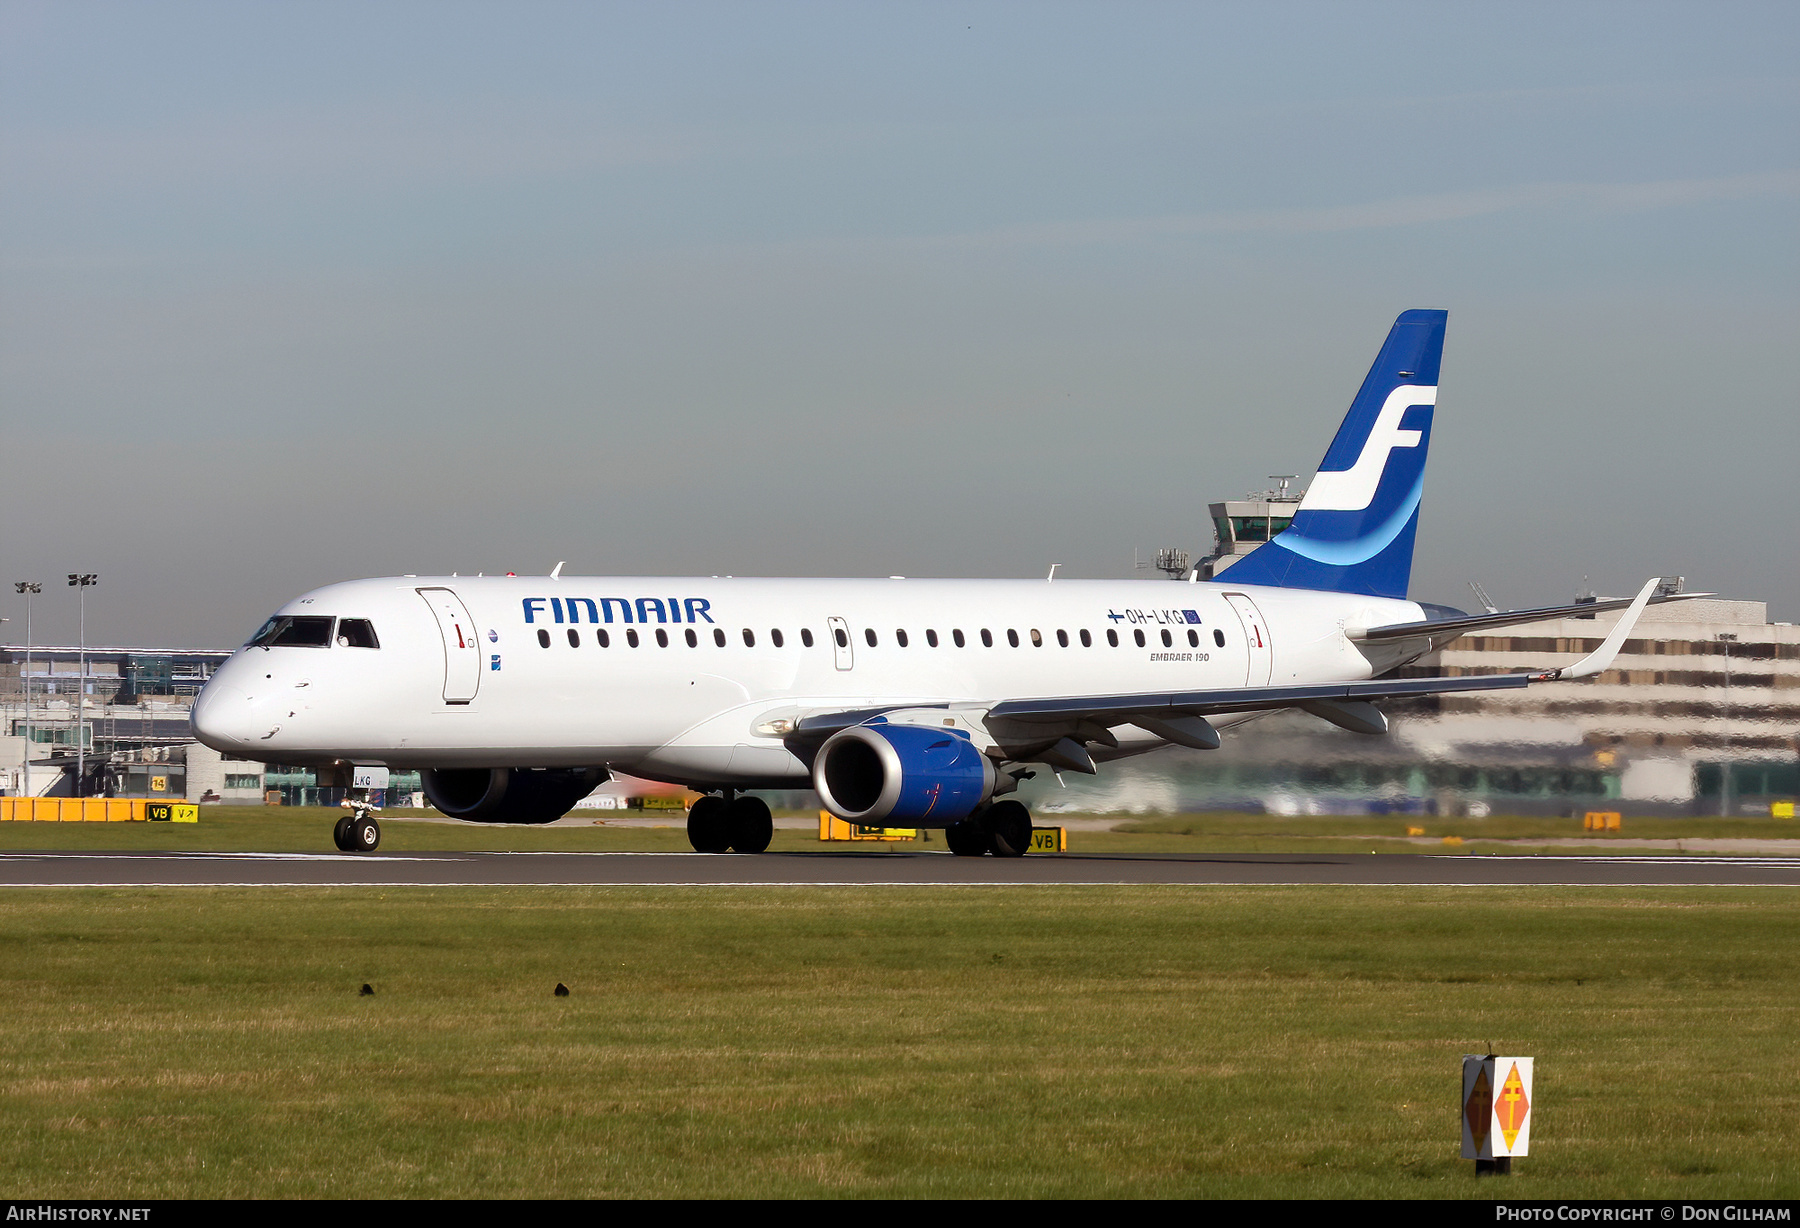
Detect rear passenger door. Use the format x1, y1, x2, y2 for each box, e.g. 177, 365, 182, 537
1222, 593, 1273, 686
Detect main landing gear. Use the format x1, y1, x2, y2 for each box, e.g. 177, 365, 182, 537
686, 792, 774, 854
945, 799, 1034, 858
333, 798, 381, 852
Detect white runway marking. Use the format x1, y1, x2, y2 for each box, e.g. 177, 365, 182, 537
1, 880, 1796, 891
0, 852, 461, 862
4, 852, 1798, 888
1429, 855, 1800, 868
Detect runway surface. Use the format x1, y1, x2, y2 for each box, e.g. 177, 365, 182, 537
2, 850, 1798, 887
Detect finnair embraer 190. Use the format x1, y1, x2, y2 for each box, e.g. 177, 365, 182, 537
193, 310, 1687, 855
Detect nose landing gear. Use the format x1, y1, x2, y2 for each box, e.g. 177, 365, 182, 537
333, 798, 382, 852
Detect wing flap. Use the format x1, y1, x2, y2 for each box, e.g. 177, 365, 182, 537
986, 672, 1535, 724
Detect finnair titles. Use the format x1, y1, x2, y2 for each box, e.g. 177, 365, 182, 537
194, 310, 1690, 856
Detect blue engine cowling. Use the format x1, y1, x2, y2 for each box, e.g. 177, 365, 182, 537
813, 722, 996, 826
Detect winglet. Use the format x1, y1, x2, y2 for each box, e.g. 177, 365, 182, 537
1537, 577, 1659, 681
551, 561, 565, 580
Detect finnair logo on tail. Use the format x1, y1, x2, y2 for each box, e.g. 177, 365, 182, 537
1301, 385, 1436, 512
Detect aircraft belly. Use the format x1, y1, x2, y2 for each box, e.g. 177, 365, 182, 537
635, 742, 809, 786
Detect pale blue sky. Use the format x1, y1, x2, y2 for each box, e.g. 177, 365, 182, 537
4, 1, 1796, 645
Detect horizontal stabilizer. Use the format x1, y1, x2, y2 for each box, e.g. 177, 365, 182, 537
1352, 587, 1710, 646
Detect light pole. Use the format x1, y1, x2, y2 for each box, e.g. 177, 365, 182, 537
69, 575, 96, 798
0, 617, 9, 794
1718, 632, 1736, 818
14, 583, 38, 800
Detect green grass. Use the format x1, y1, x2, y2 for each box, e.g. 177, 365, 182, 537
1090, 812, 1800, 857
1115, 812, 1800, 841
1, 805, 1793, 856
0, 886, 1795, 1198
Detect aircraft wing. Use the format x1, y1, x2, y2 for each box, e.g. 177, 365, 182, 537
996, 575, 1669, 722
786, 672, 1542, 774
788, 578, 1671, 773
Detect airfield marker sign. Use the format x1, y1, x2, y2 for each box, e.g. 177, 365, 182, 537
1463, 1055, 1533, 1174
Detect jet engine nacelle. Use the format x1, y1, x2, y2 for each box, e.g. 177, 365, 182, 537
813, 723, 996, 826
421, 766, 606, 824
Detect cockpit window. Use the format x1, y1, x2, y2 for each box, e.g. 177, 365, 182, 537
247, 615, 335, 648
337, 619, 380, 649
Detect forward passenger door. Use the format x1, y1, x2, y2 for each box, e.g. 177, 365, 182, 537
418, 587, 482, 703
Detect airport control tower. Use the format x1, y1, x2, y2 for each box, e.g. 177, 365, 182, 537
1196, 475, 1303, 581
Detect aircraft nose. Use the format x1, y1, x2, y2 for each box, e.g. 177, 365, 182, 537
191, 660, 276, 754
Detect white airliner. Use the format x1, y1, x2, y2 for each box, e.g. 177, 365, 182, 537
193, 310, 1686, 855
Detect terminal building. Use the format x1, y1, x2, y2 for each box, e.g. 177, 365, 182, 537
1063, 487, 1800, 818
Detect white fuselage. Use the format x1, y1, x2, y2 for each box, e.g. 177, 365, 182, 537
191, 575, 1427, 787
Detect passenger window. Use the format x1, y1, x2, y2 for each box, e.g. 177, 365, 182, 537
771, 629, 784, 648
953, 629, 966, 647
1161, 629, 1172, 647
715, 628, 727, 647
1188, 629, 1199, 647
568, 628, 581, 648
597, 629, 610, 648
801, 628, 814, 647
743, 629, 756, 647
980, 629, 993, 647
863, 628, 876, 647
1214, 628, 1226, 647
926, 629, 939, 647
1007, 629, 1019, 648
1080, 629, 1092, 647
1134, 629, 1145, 647
627, 629, 640, 648
1107, 629, 1118, 647
1056, 629, 1068, 647
834, 628, 848, 648
337, 619, 380, 649
896, 629, 909, 648
686, 628, 698, 647
1030, 629, 1043, 647
656, 628, 669, 647
537, 629, 551, 648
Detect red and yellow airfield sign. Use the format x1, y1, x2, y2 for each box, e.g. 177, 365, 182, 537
1462, 1055, 1533, 1158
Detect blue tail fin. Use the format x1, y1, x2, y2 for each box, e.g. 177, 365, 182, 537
1218, 309, 1446, 600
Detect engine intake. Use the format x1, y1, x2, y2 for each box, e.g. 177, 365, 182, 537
813, 724, 995, 826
